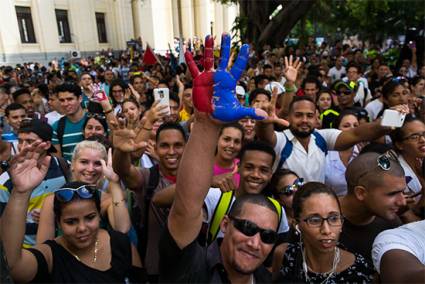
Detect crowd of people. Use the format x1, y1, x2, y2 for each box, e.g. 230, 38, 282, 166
0, 32, 424, 283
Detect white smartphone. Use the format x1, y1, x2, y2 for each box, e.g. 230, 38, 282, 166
153, 88, 170, 115
381, 109, 406, 128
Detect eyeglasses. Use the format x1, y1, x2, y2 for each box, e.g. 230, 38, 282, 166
87, 112, 106, 120
403, 131, 425, 142
392, 76, 408, 84
229, 216, 278, 244
55, 185, 96, 202
302, 214, 344, 227
277, 178, 304, 196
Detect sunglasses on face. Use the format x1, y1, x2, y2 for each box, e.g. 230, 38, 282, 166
337, 90, 352, 96
229, 216, 278, 244
55, 185, 96, 202
277, 178, 304, 196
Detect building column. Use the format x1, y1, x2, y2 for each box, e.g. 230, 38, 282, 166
180, 0, 194, 40
193, 0, 210, 38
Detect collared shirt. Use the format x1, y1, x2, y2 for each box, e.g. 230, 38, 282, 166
159, 227, 271, 283
274, 129, 341, 182
325, 146, 359, 196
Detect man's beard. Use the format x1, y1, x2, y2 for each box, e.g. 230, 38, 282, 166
290, 126, 314, 138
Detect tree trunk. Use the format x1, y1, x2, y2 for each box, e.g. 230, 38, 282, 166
258, 0, 316, 46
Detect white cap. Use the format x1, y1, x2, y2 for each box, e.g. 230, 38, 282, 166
236, 85, 246, 96
265, 82, 285, 94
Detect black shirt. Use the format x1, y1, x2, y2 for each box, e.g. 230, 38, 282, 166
339, 216, 401, 264
159, 226, 271, 283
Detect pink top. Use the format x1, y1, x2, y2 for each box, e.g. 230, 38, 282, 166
213, 159, 240, 188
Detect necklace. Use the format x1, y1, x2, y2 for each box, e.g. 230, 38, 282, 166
301, 246, 341, 284
67, 238, 99, 263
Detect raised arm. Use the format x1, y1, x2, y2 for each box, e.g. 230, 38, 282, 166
1, 142, 52, 282
335, 105, 409, 150
111, 116, 147, 191
102, 148, 131, 233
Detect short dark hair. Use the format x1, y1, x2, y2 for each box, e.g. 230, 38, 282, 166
333, 109, 358, 129
239, 140, 276, 165
292, 182, 341, 220
347, 62, 362, 74
219, 122, 245, 142
263, 64, 273, 70
53, 181, 101, 221
12, 88, 31, 101
55, 83, 82, 98
5, 103, 25, 117
248, 88, 271, 106
156, 121, 187, 142
382, 79, 403, 100
228, 193, 278, 224
301, 76, 320, 89
288, 95, 315, 113
254, 75, 269, 87
169, 92, 180, 106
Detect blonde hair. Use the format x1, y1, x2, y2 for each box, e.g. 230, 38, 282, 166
71, 140, 107, 163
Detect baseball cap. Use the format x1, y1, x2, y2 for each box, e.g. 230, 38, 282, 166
19, 119, 57, 153
333, 80, 354, 92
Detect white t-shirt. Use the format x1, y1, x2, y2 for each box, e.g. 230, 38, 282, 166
204, 188, 290, 238
365, 99, 383, 121
372, 220, 425, 273
398, 155, 422, 197
45, 111, 63, 126
328, 66, 346, 83
274, 129, 341, 182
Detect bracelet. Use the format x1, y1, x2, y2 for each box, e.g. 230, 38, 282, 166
104, 108, 113, 114
285, 86, 296, 93
112, 198, 126, 207
142, 126, 153, 131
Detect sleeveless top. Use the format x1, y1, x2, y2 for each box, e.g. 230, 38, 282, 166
27, 230, 144, 283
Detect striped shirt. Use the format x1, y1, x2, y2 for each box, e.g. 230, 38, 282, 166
52, 113, 87, 161
0, 156, 67, 247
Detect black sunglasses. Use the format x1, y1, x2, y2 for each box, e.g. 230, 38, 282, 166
229, 216, 277, 244
87, 112, 106, 120
55, 185, 96, 202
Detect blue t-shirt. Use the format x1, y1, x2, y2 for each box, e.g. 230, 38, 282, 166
52, 113, 87, 161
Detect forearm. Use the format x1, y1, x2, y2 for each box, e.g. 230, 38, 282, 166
36, 195, 55, 243
1, 191, 30, 269
152, 184, 175, 208
168, 116, 219, 248
335, 119, 390, 151
107, 181, 131, 233
112, 149, 141, 189
255, 121, 277, 147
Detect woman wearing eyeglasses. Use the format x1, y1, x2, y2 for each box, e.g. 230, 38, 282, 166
391, 114, 425, 200
276, 182, 374, 283
2, 142, 145, 283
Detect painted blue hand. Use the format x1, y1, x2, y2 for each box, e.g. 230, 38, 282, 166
212, 34, 267, 122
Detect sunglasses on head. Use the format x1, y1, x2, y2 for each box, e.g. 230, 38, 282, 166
55, 185, 96, 202
358, 150, 399, 180
229, 216, 277, 244
277, 178, 304, 196
87, 112, 106, 120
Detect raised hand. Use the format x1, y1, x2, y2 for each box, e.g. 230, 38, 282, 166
110, 115, 147, 153
9, 141, 51, 194
185, 33, 268, 122
284, 55, 302, 83
101, 148, 119, 183
254, 86, 289, 127
185, 35, 214, 114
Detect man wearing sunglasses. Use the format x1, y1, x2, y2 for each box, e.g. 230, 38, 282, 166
0, 119, 68, 248
159, 35, 280, 283
340, 151, 407, 264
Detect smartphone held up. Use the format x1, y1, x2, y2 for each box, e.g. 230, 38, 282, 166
153, 88, 171, 116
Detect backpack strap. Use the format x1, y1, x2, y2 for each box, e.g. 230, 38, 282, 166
267, 197, 282, 230
277, 132, 293, 170
312, 131, 328, 155
56, 116, 67, 155
55, 156, 71, 182
208, 191, 234, 244
140, 165, 160, 259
